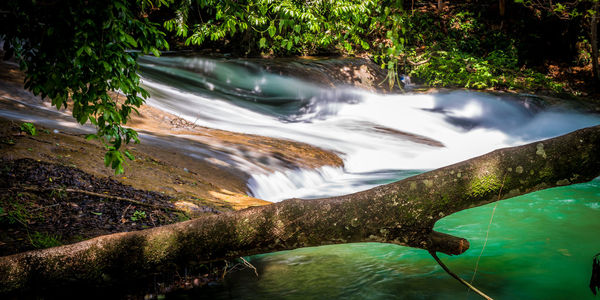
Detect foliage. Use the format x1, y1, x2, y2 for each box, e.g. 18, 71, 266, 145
411, 50, 497, 89
49, 186, 67, 200
576, 39, 593, 66
0, 200, 30, 225
163, 0, 416, 87
1, 0, 170, 174
513, 0, 599, 82
162, 1, 573, 92
408, 47, 562, 91
29, 231, 62, 249
514, 0, 597, 20
165, 0, 379, 56
371, 6, 409, 89
392, 8, 566, 92
19, 122, 37, 136
131, 210, 147, 221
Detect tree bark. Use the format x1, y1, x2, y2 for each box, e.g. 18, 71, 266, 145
591, 1, 599, 83
1, 125, 600, 294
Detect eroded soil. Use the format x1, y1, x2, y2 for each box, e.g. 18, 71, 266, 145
0, 158, 199, 256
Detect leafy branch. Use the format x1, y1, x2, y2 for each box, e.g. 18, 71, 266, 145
1, 0, 171, 174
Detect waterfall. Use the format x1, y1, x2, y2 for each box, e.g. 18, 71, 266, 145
139, 55, 600, 202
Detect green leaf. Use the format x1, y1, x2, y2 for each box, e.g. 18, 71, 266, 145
150, 47, 160, 57
361, 40, 370, 50
123, 33, 138, 48
259, 37, 267, 49
101, 61, 112, 72
268, 24, 276, 38
85, 134, 98, 140
124, 150, 135, 160
20, 123, 37, 136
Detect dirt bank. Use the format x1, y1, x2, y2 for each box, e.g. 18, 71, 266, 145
0, 59, 344, 257
0, 58, 342, 206
0, 158, 196, 256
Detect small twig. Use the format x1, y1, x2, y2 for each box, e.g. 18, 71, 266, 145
3, 186, 181, 212
120, 204, 132, 223
239, 257, 258, 278
11, 215, 28, 228
222, 260, 229, 280
407, 57, 431, 66
31, 203, 62, 212
428, 250, 493, 300
149, 212, 157, 227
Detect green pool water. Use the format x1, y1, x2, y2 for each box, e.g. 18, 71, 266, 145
171, 178, 600, 299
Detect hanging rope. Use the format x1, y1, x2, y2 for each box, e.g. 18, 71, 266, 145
428, 174, 507, 300
468, 174, 507, 295
427, 175, 508, 300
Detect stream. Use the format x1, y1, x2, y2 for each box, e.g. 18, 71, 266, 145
137, 55, 600, 299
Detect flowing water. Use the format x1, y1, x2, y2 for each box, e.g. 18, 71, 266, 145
137, 55, 600, 299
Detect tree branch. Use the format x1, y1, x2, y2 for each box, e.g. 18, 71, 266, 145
429, 250, 493, 300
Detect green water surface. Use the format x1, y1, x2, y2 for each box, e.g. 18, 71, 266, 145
171, 178, 600, 299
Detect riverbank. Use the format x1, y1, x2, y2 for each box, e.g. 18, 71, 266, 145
0, 58, 345, 257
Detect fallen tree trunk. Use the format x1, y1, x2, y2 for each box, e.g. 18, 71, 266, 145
1, 125, 600, 294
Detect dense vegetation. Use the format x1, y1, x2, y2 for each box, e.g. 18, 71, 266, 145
1, 0, 599, 172
158, 0, 599, 91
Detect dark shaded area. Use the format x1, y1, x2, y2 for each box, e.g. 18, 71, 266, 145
402, 1, 598, 94
0, 158, 183, 256
591, 253, 600, 295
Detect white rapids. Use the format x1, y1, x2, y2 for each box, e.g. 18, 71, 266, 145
138, 55, 600, 202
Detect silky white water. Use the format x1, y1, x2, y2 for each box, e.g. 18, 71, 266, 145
138, 55, 600, 202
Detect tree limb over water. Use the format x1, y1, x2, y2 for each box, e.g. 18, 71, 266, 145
1, 125, 600, 294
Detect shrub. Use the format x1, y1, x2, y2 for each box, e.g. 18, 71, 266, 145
19, 122, 37, 136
